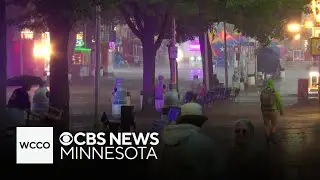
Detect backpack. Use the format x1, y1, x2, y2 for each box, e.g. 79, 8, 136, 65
159, 138, 194, 179
260, 88, 276, 107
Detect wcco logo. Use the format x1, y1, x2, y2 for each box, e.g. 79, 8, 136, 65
19, 141, 51, 149
16, 127, 54, 164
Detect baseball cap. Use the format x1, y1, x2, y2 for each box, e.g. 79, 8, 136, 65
180, 102, 204, 116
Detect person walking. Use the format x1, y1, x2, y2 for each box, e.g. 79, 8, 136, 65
227, 119, 269, 180
260, 79, 283, 144
153, 102, 224, 180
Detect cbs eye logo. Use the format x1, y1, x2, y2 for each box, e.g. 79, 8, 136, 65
59, 132, 73, 146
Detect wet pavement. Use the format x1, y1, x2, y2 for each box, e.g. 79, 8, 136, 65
52, 100, 320, 179
3, 61, 320, 178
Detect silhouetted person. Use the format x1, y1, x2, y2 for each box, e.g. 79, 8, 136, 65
227, 119, 269, 180
212, 74, 220, 88
7, 84, 32, 127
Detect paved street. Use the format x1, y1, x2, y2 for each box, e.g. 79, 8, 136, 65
4, 61, 320, 178
6, 61, 312, 115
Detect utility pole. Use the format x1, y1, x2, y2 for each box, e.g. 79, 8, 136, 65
94, 5, 101, 127
169, 18, 178, 90
20, 37, 23, 75
223, 22, 228, 87
203, 32, 210, 90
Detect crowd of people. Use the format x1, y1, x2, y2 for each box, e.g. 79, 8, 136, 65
5, 74, 284, 178
150, 75, 284, 179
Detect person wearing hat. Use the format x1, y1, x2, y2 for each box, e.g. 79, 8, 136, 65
154, 102, 223, 180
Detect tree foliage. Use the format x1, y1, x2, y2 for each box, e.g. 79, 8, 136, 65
8, 0, 115, 128
175, 0, 310, 45
227, 0, 310, 45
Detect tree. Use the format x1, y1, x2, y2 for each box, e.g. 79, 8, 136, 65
175, 0, 224, 88
117, 1, 170, 109
0, 0, 7, 123
226, 0, 310, 45
9, 0, 109, 129
117, 0, 195, 109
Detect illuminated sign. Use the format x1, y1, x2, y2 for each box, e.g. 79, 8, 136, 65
189, 40, 200, 51
21, 29, 33, 39
310, 37, 320, 55
76, 32, 84, 47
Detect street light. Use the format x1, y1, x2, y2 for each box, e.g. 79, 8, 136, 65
287, 23, 301, 33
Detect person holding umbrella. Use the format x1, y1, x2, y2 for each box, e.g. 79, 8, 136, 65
6, 75, 44, 131
7, 83, 32, 129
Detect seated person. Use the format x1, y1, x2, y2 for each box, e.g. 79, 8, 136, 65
32, 81, 49, 114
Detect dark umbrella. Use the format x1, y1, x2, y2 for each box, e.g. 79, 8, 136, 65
256, 47, 280, 74
7, 75, 44, 86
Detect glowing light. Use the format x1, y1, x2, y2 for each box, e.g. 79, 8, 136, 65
305, 21, 314, 28
309, 71, 319, 76
75, 47, 91, 52
312, 0, 320, 22
197, 56, 202, 61
190, 56, 195, 61
33, 43, 51, 58
21, 29, 33, 39
287, 24, 300, 32
33, 32, 51, 60
294, 34, 301, 40
76, 32, 84, 47
189, 44, 200, 51
177, 48, 183, 62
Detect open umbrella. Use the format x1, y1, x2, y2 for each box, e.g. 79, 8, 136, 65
7, 75, 44, 86
256, 47, 280, 74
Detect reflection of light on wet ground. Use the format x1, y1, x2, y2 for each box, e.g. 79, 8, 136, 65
280, 113, 320, 164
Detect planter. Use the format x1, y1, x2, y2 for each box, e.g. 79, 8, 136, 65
164, 90, 180, 107
240, 82, 245, 91
257, 72, 264, 80
125, 92, 132, 105
280, 70, 285, 78
68, 73, 72, 81
247, 75, 255, 86
100, 69, 104, 76
112, 104, 122, 119
234, 60, 238, 68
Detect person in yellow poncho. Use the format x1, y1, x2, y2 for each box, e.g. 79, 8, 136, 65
260, 79, 284, 144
